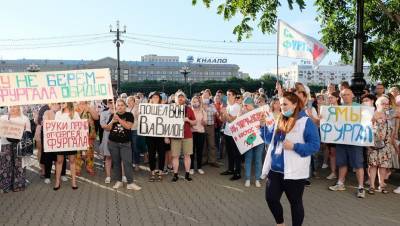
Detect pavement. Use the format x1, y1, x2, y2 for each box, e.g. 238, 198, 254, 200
1, 156, 400, 226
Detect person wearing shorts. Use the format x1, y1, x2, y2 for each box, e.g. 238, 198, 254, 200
169, 91, 196, 182
328, 88, 366, 198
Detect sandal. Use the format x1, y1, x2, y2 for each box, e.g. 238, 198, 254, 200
381, 187, 389, 194
149, 174, 156, 182
368, 187, 375, 195
156, 171, 162, 182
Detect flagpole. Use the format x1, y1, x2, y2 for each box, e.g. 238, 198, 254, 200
276, 19, 280, 82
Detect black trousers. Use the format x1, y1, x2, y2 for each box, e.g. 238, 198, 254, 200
266, 171, 305, 226
146, 137, 166, 171
40, 130, 66, 179
191, 132, 205, 169
225, 135, 241, 175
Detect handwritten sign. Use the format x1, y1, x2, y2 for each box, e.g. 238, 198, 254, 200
0, 68, 113, 106
229, 106, 272, 154
43, 119, 89, 152
0, 119, 25, 139
138, 103, 185, 138
320, 105, 374, 146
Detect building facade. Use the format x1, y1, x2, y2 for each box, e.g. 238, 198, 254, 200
271, 61, 372, 87
0, 55, 241, 82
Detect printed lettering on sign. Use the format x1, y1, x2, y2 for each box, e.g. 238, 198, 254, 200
319, 106, 374, 146
43, 119, 89, 152
229, 106, 271, 154
138, 104, 185, 138
0, 68, 113, 106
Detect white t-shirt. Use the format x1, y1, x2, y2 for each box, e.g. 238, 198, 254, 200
0, 114, 31, 145
55, 111, 80, 121
224, 103, 241, 136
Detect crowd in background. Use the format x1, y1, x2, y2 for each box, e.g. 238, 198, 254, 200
1, 81, 400, 197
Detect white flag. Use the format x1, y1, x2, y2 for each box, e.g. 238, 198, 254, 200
278, 20, 327, 65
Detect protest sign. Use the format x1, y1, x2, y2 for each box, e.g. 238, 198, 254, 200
138, 103, 185, 138
0, 119, 25, 139
0, 68, 113, 106
43, 119, 89, 152
229, 106, 273, 154
319, 105, 374, 146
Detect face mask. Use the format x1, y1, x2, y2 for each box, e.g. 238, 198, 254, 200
203, 99, 210, 105
282, 109, 294, 117
192, 103, 200, 108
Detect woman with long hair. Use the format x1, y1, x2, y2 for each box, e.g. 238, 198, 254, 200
145, 92, 166, 181
54, 102, 80, 190
260, 92, 320, 226
190, 95, 207, 175
324, 92, 340, 180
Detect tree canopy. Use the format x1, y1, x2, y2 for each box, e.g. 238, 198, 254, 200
192, 0, 400, 85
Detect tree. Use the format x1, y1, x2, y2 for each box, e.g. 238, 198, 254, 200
192, 0, 400, 85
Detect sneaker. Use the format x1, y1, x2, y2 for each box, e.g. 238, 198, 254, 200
113, 181, 123, 189
61, 176, 68, 182
197, 169, 205, 175
321, 163, 329, 169
357, 188, 366, 198
329, 183, 346, 191
393, 186, 400, 194
104, 177, 111, 184
127, 183, 142, 191
122, 176, 128, 183
326, 173, 337, 180
255, 180, 261, 188
244, 180, 250, 187
44, 178, 51, 184
189, 169, 194, 175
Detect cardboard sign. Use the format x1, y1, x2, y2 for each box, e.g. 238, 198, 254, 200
0, 68, 113, 106
138, 103, 185, 138
43, 119, 89, 152
320, 105, 374, 146
229, 106, 272, 154
0, 119, 25, 139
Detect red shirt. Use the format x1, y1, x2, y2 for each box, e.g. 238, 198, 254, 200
184, 106, 196, 139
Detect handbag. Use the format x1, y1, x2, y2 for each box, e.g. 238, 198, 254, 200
16, 131, 34, 157
372, 120, 388, 150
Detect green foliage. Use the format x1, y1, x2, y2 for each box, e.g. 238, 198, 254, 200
192, 0, 306, 41
192, 0, 400, 85
315, 0, 400, 85
120, 77, 277, 97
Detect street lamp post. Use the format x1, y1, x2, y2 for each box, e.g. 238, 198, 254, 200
179, 66, 191, 94
110, 20, 126, 96
350, 0, 367, 101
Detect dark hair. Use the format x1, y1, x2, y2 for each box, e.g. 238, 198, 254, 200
340, 81, 350, 89
278, 92, 304, 134
361, 94, 377, 108
227, 89, 238, 96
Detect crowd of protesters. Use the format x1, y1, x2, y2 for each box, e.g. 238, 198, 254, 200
1, 81, 400, 225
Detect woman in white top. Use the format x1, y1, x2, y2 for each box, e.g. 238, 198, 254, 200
54, 102, 80, 190
190, 96, 207, 175
0, 106, 31, 192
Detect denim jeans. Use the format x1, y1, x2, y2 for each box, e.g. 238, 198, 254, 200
130, 130, 141, 165
244, 144, 264, 180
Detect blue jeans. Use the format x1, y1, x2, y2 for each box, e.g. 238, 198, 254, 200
244, 144, 264, 180
130, 130, 141, 165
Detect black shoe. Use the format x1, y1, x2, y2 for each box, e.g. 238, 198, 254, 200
230, 174, 241, 181
72, 186, 78, 190
53, 185, 61, 191
305, 180, 311, 187
185, 172, 193, 182
172, 174, 179, 182
220, 170, 234, 175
